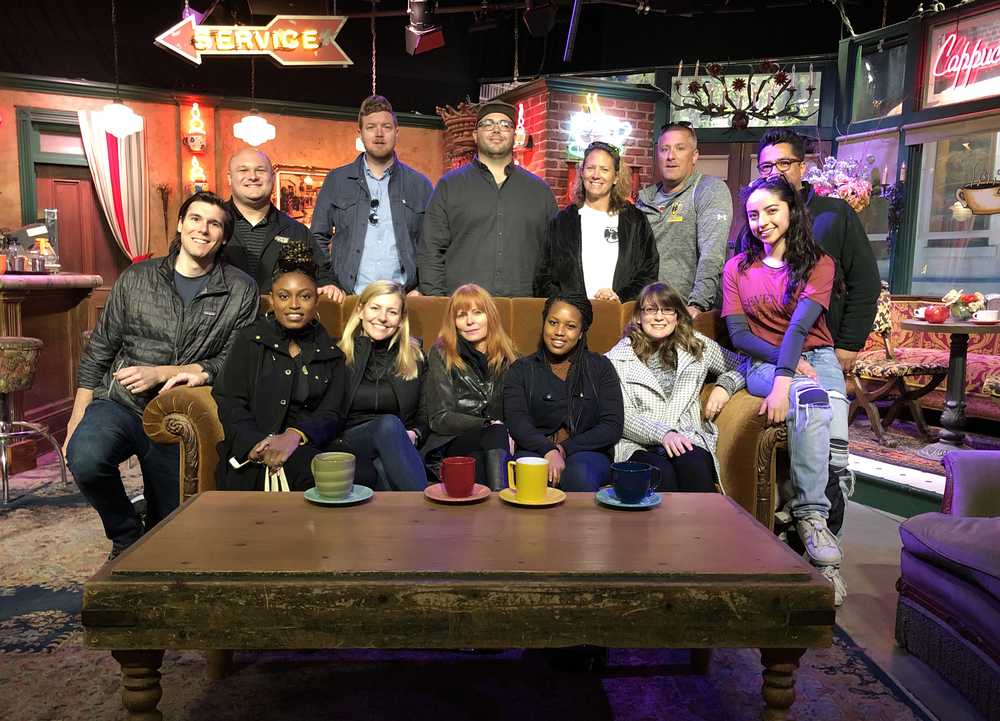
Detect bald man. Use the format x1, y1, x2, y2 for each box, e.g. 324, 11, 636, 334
222, 148, 339, 298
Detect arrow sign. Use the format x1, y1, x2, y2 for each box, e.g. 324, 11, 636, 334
155, 15, 352, 67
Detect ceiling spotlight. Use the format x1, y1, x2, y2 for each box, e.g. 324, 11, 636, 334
406, 0, 444, 55
522, 0, 556, 38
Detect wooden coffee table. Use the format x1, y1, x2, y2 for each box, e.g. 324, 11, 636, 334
83, 491, 834, 720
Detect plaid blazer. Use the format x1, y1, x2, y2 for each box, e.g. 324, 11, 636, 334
605, 333, 745, 493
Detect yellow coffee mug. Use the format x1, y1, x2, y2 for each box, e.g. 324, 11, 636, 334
506, 457, 549, 503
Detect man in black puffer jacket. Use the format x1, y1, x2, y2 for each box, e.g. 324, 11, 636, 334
64, 191, 258, 560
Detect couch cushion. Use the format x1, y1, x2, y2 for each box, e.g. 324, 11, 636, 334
900, 513, 1000, 602
854, 354, 947, 379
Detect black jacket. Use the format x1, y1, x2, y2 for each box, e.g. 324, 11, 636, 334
222, 200, 334, 292
342, 333, 430, 444
804, 182, 880, 352
421, 342, 508, 456
213, 317, 346, 490
503, 349, 624, 458
77, 250, 258, 416
535, 202, 660, 302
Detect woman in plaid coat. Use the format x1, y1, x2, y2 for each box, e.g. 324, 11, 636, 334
605, 282, 745, 493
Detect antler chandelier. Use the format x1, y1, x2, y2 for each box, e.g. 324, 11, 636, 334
670, 61, 819, 130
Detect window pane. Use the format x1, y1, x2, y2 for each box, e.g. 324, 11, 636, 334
911, 128, 1000, 296
852, 43, 906, 122
837, 135, 900, 281
39, 132, 84, 155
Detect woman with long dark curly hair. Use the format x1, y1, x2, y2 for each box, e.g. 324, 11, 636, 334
606, 282, 744, 493
721, 173, 849, 606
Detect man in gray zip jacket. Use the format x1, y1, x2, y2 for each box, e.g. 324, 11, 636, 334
64, 192, 258, 560
637, 123, 732, 316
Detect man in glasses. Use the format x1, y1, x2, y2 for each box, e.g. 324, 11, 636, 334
637, 122, 732, 318
222, 148, 338, 298
757, 129, 879, 374
418, 100, 557, 296
311, 95, 433, 300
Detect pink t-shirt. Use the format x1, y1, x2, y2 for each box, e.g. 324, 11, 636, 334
721, 253, 835, 350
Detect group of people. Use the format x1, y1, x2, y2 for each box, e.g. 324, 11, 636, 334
62, 93, 879, 610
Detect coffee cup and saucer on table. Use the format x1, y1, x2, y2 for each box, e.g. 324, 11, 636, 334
596, 462, 662, 510
303, 452, 374, 505
424, 456, 491, 504
971, 309, 1000, 325
499, 457, 566, 507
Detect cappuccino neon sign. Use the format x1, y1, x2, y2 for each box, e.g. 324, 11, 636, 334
932, 31, 1000, 89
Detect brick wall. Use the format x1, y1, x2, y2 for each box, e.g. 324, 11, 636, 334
500, 81, 658, 206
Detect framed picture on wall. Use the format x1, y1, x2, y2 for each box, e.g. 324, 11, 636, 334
272, 166, 329, 228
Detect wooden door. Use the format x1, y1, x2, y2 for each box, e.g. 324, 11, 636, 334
35, 164, 130, 328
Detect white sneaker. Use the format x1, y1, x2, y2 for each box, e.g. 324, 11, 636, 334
819, 564, 847, 607
795, 513, 843, 566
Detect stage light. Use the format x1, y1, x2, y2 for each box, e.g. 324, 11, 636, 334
405, 0, 444, 55
522, 0, 556, 38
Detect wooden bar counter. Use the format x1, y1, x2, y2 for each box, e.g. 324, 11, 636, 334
0, 273, 102, 473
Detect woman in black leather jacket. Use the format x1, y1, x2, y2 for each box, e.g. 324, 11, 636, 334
213, 242, 346, 491
336, 280, 429, 490
421, 283, 518, 490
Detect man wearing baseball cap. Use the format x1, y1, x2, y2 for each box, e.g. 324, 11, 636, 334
418, 100, 557, 296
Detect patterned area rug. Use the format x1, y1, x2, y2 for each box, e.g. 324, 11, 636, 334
849, 412, 1000, 475
1, 464, 934, 721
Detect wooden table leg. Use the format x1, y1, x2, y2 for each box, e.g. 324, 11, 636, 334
917, 333, 969, 461
112, 649, 165, 721
760, 648, 806, 721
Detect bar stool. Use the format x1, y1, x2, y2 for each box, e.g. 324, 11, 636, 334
0, 336, 68, 504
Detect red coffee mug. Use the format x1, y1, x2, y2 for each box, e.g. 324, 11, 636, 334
440, 456, 476, 497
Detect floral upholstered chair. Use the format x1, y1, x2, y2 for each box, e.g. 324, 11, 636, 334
849, 282, 948, 446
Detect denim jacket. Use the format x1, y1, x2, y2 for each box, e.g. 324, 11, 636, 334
310, 153, 433, 293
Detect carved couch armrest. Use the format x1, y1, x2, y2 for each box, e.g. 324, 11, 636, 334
703, 387, 787, 531
142, 386, 223, 501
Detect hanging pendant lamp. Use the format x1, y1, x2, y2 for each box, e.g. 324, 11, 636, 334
101, 0, 144, 138
233, 57, 276, 147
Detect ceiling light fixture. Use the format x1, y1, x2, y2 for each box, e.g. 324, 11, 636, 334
405, 0, 444, 55
233, 57, 276, 147
101, 0, 144, 138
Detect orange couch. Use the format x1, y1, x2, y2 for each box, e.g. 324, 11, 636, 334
856, 296, 1000, 422
142, 298, 787, 530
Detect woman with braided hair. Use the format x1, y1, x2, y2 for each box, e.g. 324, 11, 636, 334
502, 293, 624, 491
213, 241, 346, 491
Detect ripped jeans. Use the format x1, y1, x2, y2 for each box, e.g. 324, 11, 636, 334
746, 346, 849, 519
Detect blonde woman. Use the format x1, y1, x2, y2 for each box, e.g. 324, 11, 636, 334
535, 141, 658, 302
422, 284, 518, 490
336, 280, 428, 490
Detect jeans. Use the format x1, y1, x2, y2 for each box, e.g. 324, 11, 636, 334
515, 450, 611, 492
340, 415, 427, 491
746, 346, 848, 519
66, 399, 180, 549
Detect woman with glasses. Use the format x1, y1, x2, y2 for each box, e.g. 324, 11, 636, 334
334, 280, 429, 491
503, 293, 624, 491
421, 284, 519, 490
721, 174, 847, 605
213, 241, 346, 491
535, 141, 659, 302
606, 282, 744, 493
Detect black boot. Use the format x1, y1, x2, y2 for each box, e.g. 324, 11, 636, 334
484, 448, 512, 492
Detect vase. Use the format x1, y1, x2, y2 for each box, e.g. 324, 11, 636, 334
950, 303, 973, 321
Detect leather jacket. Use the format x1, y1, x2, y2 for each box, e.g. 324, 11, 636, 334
421, 341, 507, 455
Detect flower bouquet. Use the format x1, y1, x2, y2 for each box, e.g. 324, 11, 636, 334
802, 156, 874, 213
941, 289, 985, 321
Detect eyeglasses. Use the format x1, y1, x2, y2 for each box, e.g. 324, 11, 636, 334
660, 121, 693, 130
477, 118, 515, 130
604, 227, 619, 243
586, 141, 620, 157
640, 306, 678, 318
757, 158, 802, 174
368, 198, 379, 225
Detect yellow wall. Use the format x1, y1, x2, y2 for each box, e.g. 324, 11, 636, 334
0, 87, 444, 257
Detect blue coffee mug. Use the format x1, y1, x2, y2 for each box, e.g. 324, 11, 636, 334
610, 462, 660, 504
